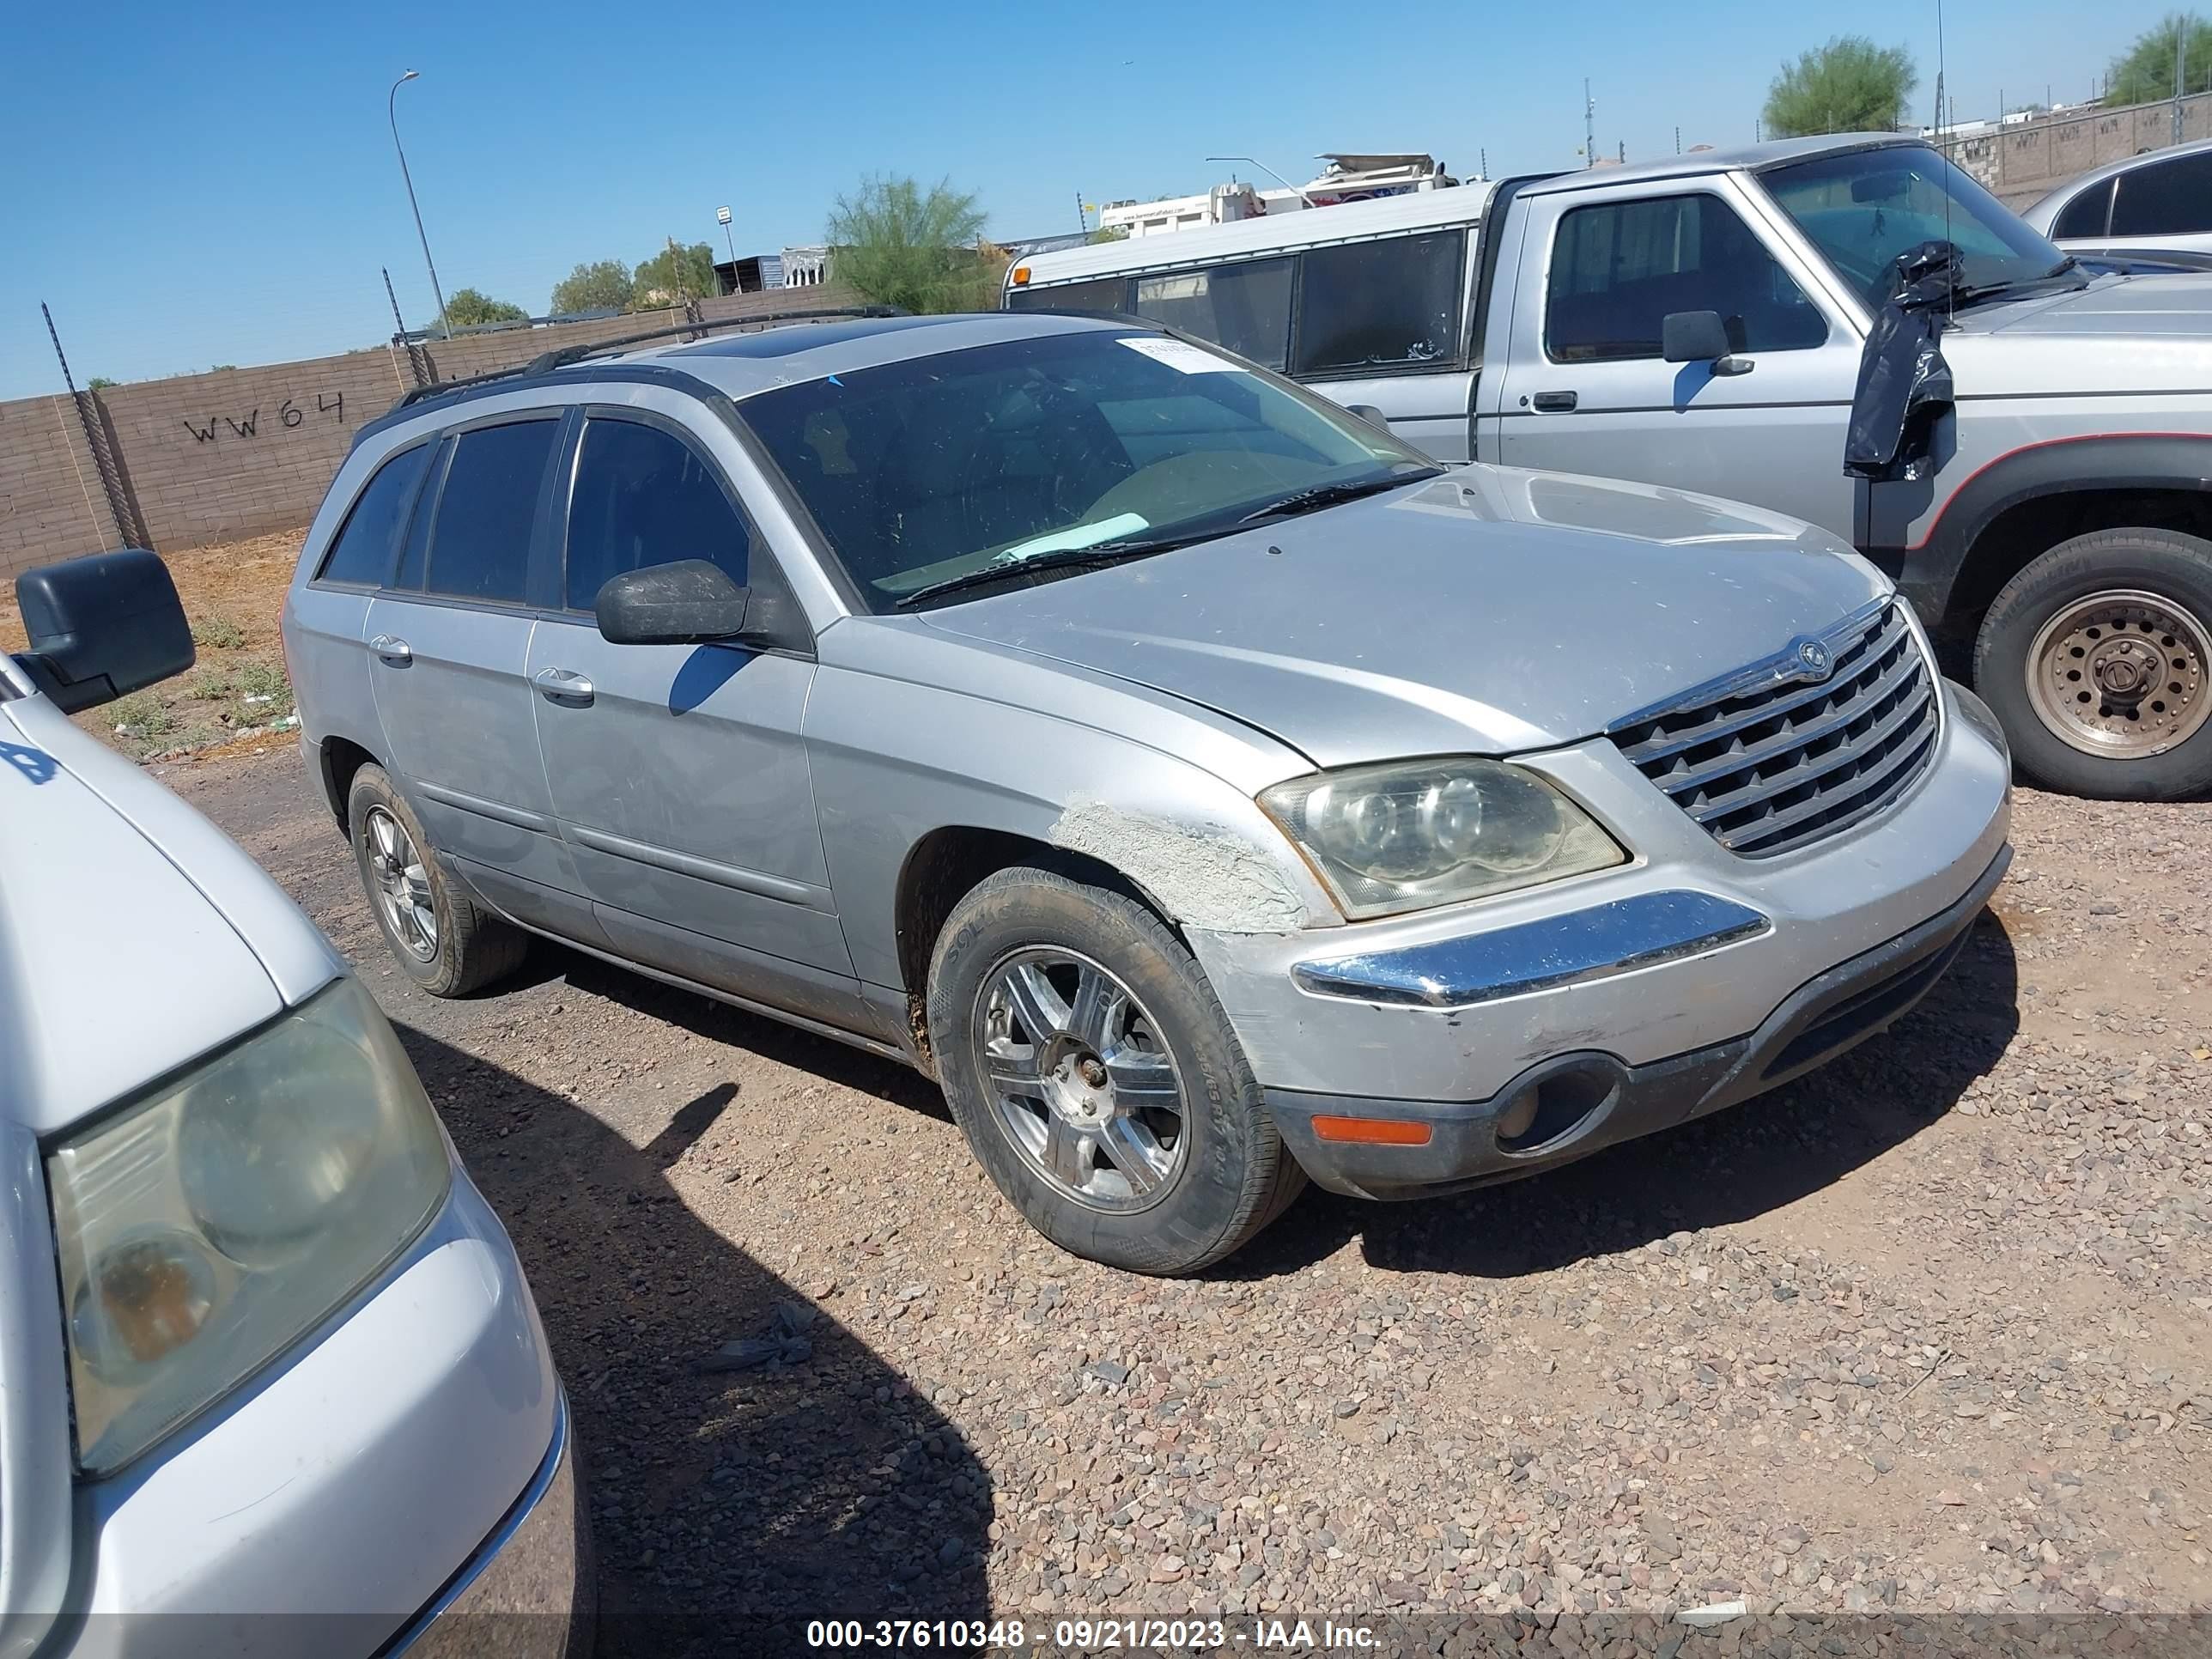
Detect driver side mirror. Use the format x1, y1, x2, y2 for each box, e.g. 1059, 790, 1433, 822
595, 560, 754, 646
13, 549, 195, 713
1662, 310, 1753, 377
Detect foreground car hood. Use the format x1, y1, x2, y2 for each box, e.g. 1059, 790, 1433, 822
0, 691, 341, 1133
920, 467, 1887, 767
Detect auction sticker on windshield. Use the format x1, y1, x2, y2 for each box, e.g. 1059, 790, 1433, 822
1118, 337, 1239, 373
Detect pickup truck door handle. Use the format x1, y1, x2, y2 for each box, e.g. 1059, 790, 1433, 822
369, 634, 412, 665
532, 666, 595, 705
1531, 391, 1578, 412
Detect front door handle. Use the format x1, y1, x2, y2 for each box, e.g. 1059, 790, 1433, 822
1531, 390, 1578, 412
370, 634, 412, 665
532, 666, 595, 705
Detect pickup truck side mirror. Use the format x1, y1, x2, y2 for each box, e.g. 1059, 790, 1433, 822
595, 560, 754, 647
13, 550, 195, 714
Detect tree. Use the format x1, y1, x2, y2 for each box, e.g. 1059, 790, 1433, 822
550, 258, 635, 316
444, 288, 528, 327
1087, 225, 1129, 244
825, 175, 1000, 313
632, 240, 718, 307
87, 375, 118, 391
1764, 36, 1920, 137
2106, 13, 2212, 106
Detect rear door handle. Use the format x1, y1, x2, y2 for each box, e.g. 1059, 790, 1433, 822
370, 634, 412, 665
1531, 391, 1578, 412
532, 666, 595, 705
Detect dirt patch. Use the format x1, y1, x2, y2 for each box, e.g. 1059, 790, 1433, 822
1, 528, 305, 761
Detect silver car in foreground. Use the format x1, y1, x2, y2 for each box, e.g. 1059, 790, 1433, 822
4, 553, 586, 1655
284, 312, 2013, 1274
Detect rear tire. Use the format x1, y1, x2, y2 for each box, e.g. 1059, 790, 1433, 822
346, 764, 527, 996
1972, 527, 2212, 799
927, 866, 1304, 1275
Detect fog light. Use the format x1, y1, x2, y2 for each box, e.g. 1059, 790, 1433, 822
1495, 1093, 1540, 1141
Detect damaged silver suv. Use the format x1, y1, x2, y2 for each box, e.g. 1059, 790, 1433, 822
283, 311, 2012, 1273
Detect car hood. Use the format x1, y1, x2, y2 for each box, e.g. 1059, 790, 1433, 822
1945, 271, 2212, 394
917, 467, 1888, 768
0, 689, 341, 1135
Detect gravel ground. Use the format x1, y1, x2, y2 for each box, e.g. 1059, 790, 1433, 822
167, 751, 2209, 1656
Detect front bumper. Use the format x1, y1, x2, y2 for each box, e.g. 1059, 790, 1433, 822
1188, 678, 2013, 1107
1267, 842, 2008, 1198
45, 1169, 586, 1659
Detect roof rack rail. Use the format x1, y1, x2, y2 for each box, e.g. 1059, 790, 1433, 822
387, 305, 907, 412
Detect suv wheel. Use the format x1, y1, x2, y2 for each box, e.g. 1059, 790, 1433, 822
346, 764, 527, 996
1973, 527, 2212, 799
927, 866, 1305, 1275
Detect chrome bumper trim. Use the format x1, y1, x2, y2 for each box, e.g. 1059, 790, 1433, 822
1291, 890, 1771, 1010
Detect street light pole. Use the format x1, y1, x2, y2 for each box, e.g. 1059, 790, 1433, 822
388, 70, 452, 341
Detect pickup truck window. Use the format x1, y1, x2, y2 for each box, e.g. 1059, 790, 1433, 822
1761, 148, 2067, 307
1545, 193, 1828, 363
1291, 230, 1464, 376
1135, 258, 1295, 370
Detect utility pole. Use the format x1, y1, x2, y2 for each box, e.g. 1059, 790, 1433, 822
1583, 79, 1597, 167
387, 71, 451, 342
2176, 16, 2188, 144
1076, 191, 1088, 235
1674, 125, 1681, 155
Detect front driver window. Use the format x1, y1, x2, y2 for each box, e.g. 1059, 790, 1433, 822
1546, 193, 1829, 362
565, 419, 752, 612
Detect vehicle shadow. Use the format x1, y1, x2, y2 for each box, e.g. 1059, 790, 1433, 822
1226, 908, 2021, 1281
503, 945, 953, 1123
386, 1024, 991, 1659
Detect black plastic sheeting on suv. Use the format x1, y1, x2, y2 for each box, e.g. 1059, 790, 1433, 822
1844, 240, 1961, 483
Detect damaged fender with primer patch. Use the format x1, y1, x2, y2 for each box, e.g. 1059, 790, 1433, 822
1048, 796, 1310, 934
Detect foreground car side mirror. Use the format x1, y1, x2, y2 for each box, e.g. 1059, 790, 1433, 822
595, 560, 754, 647
1662, 309, 1752, 376
1344, 404, 1389, 428
13, 549, 195, 713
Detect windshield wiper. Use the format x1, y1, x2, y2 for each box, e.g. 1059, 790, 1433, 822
1236, 466, 1441, 526
892, 536, 1211, 610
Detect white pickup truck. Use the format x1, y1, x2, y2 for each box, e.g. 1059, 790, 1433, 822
1009, 133, 2212, 801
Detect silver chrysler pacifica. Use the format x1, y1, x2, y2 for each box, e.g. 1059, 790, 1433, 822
283, 310, 2013, 1273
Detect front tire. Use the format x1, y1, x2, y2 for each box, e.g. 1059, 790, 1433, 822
927, 866, 1304, 1275
1973, 527, 2212, 799
347, 764, 527, 996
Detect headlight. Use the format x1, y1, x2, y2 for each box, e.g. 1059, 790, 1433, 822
47, 977, 449, 1474
1260, 758, 1626, 920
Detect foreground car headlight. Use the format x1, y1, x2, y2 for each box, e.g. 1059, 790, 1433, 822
47, 977, 449, 1474
1261, 758, 1626, 919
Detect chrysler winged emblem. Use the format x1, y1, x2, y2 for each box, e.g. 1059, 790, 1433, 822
1791, 638, 1834, 683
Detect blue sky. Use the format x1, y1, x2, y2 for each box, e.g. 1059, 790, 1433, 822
3, 0, 2185, 398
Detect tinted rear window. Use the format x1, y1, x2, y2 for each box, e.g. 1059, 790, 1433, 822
2110, 151, 2212, 238
2051, 179, 2114, 240
316, 444, 430, 585
423, 420, 557, 604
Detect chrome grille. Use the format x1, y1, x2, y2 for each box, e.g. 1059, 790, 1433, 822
1610, 599, 1939, 858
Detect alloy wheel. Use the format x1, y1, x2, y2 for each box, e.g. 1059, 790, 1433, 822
363, 805, 438, 961
972, 947, 1188, 1212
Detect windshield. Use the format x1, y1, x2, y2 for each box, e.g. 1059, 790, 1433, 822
1761, 146, 2072, 308
737, 328, 1429, 611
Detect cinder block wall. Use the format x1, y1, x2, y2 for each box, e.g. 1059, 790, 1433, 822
0, 284, 860, 582
1960, 92, 2212, 208
0, 395, 120, 577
